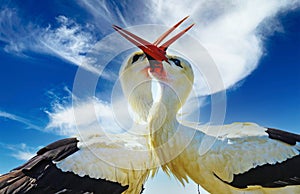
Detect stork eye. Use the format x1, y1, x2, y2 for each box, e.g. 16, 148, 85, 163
132, 54, 143, 64
170, 58, 183, 68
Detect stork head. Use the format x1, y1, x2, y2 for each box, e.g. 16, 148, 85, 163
118, 51, 152, 123
114, 16, 194, 116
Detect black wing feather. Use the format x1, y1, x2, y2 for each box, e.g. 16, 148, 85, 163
219, 128, 300, 189
266, 128, 300, 146
0, 138, 128, 194
223, 155, 300, 188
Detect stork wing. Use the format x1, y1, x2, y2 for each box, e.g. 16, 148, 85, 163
0, 138, 128, 194
202, 122, 300, 188
55, 130, 155, 194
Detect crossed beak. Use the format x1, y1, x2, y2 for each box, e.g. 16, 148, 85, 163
113, 16, 194, 76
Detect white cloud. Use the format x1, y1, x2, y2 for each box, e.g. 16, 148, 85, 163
38, 15, 118, 80
39, 16, 103, 75
2, 1, 299, 92
0, 9, 116, 80
1, 0, 298, 140
0, 2, 296, 192
0, 8, 36, 56
12, 150, 35, 161
0, 143, 38, 161
44, 0, 300, 136
77, 0, 152, 32
2, 2, 294, 191
143, 0, 300, 94
74, 0, 300, 94
0, 110, 43, 131
46, 97, 134, 136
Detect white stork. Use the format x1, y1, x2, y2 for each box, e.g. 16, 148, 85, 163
0, 18, 193, 194
113, 18, 300, 194
0, 54, 153, 194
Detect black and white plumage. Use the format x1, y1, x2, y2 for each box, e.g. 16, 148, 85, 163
108, 17, 300, 193
0, 81, 157, 194
0, 138, 128, 194
143, 49, 300, 193
0, 45, 159, 193
225, 128, 300, 189
0, 17, 196, 194
2, 16, 299, 194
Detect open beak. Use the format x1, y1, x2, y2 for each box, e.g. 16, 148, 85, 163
112, 16, 194, 74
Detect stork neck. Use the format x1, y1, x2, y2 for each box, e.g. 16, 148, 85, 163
148, 81, 183, 148
152, 80, 183, 116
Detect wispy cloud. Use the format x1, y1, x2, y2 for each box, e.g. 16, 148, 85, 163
2, 1, 299, 92
77, 0, 153, 32
0, 142, 39, 161
0, 2, 298, 192
0, 9, 116, 80
0, 110, 43, 131
144, 0, 300, 94
43, 0, 300, 135
1, 1, 299, 135
76, 0, 300, 94
0, 8, 37, 56
12, 149, 35, 161
39, 16, 102, 75
46, 96, 133, 136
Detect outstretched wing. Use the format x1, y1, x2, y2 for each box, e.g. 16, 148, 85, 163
0, 138, 128, 194
204, 123, 300, 188
226, 128, 300, 188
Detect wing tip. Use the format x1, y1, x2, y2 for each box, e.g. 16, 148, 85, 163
266, 128, 300, 145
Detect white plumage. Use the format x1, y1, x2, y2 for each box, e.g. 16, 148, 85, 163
111, 18, 300, 193
0, 51, 158, 194
54, 51, 159, 194
147, 58, 300, 194
2, 16, 299, 194
0, 17, 194, 194
56, 133, 156, 194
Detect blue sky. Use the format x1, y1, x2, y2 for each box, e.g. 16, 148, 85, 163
0, 1, 299, 193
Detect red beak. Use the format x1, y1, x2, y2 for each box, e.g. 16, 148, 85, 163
112, 25, 168, 62
112, 16, 194, 75
113, 16, 194, 60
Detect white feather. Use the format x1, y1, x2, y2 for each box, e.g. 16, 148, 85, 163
56, 126, 157, 194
